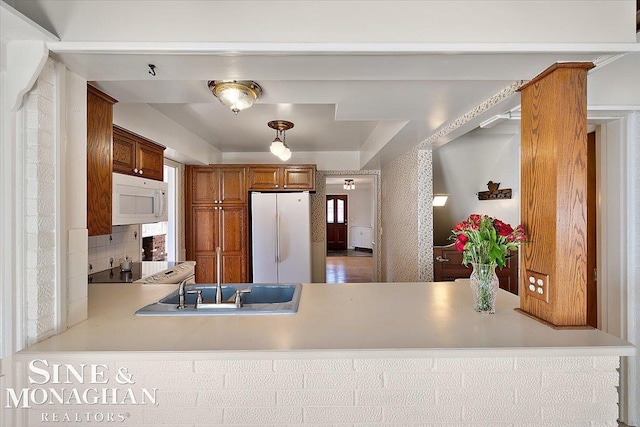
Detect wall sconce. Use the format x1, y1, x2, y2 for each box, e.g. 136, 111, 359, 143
432, 194, 449, 206
343, 179, 355, 190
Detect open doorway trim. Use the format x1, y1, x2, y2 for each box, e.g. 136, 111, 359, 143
311, 170, 381, 283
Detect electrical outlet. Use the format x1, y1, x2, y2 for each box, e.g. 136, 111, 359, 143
525, 270, 550, 303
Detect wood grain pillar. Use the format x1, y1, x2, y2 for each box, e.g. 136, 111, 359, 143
518, 62, 594, 328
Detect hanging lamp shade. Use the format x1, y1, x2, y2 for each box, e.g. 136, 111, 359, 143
208, 80, 262, 114
270, 136, 285, 156
267, 120, 294, 161
279, 145, 292, 161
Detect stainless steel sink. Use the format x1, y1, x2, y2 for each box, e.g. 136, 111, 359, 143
135, 283, 302, 316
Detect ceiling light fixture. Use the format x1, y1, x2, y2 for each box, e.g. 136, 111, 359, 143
208, 80, 262, 114
432, 194, 449, 206
343, 179, 355, 190
268, 120, 294, 161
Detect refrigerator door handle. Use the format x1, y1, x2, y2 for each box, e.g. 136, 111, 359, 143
273, 212, 277, 263
275, 211, 280, 264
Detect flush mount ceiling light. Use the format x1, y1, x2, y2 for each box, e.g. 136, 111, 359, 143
268, 120, 294, 161
208, 80, 262, 114
343, 179, 355, 190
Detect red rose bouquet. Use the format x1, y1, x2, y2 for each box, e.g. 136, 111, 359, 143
450, 214, 526, 268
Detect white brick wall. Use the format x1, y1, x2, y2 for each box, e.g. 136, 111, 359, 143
5, 355, 620, 426
23, 58, 57, 344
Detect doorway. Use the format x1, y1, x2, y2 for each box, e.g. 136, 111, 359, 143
324, 176, 375, 283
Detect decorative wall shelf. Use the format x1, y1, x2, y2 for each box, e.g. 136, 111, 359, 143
477, 181, 512, 200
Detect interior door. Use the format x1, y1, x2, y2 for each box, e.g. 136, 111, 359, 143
326, 195, 348, 250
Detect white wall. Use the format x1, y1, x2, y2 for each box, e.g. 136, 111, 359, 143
113, 103, 220, 165
589, 52, 640, 107
432, 126, 521, 245
326, 184, 373, 228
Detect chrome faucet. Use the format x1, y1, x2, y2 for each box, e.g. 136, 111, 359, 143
216, 246, 222, 304
177, 274, 196, 310
177, 248, 250, 310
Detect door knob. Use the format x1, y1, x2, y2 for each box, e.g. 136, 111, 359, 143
435, 256, 450, 262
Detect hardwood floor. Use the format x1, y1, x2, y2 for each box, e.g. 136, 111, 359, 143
325, 255, 373, 283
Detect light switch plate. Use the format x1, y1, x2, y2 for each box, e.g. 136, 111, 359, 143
525, 270, 550, 303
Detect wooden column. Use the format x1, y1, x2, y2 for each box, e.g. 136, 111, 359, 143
517, 62, 594, 328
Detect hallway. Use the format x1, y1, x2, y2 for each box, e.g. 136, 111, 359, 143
325, 249, 373, 283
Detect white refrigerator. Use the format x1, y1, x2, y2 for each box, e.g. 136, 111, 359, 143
251, 192, 311, 283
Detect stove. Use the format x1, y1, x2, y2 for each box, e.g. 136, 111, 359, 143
89, 261, 195, 284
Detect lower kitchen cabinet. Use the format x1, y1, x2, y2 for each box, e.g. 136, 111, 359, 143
187, 205, 247, 283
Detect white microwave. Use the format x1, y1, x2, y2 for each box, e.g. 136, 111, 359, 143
112, 173, 168, 225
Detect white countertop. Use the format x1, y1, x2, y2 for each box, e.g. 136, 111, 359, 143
20, 282, 634, 357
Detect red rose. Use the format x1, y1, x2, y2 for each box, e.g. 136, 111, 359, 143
469, 214, 482, 224
453, 222, 466, 232
493, 219, 513, 236
454, 234, 468, 252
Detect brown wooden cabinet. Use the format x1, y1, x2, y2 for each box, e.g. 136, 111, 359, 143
186, 166, 248, 283
189, 166, 246, 205
190, 205, 247, 284
433, 246, 519, 295
248, 164, 315, 191
87, 85, 117, 236
112, 125, 165, 181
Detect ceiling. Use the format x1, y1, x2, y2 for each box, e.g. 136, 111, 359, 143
66, 51, 607, 164
5, 1, 634, 168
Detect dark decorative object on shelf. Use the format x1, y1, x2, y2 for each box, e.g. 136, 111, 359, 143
477, 180, 512, 200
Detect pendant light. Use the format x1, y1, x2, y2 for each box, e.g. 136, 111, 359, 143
268, 120, 294, 161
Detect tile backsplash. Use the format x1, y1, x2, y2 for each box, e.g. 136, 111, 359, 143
88, 224, 142, 274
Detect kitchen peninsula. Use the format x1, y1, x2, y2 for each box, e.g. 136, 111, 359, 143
4, 281, 633, 426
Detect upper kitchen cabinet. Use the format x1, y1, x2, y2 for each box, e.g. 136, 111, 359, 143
112, 125, 165, 181
87, 85, 117, 237
248, 164, 316, 191
186, 166, 247, 205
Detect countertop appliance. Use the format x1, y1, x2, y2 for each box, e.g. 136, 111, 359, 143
112, 172, 168, 225
89, 261, 195, 284
251, 192, 311, 283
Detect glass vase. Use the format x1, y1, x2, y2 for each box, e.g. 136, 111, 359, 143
470, 263, 499, 313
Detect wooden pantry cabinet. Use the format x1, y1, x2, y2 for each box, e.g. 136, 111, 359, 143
247, 164, 315, 191
186, 166, 248, 283
112, 125, 165, 181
